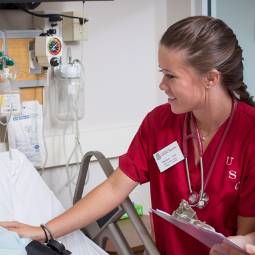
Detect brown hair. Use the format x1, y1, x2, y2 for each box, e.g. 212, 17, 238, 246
160, 16, 255, 106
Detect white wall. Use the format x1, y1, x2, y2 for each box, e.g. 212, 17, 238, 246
167, 0, 191, 25
40, 0, 196, 213
40, 0, 168, 167
0, 0, 196, 214
40, 0, 170, 213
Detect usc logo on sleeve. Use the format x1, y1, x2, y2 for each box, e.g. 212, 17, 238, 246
226, 156, 234, 165
226, 156, 240, 191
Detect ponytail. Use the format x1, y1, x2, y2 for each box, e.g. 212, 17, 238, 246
231, 82, 255, 106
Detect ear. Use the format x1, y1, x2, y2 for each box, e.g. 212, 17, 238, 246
204, 69, 221, 88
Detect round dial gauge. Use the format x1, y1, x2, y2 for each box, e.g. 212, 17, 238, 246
48, 37, 62, 56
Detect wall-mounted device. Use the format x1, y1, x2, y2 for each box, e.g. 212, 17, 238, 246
0, 0, 113, 1
35, 35, 63, 67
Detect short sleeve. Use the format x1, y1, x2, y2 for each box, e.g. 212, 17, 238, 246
119, 113, 152, 184
238, 148, 255, 217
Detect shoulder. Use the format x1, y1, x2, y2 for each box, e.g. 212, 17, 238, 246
237, 101, 255, 126
235, 101, 255, 147
146, 103, 179, 123
142, 103, 185, 130
139, 103, 184, 136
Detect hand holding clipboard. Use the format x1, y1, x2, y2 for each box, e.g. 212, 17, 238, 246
151, 200, 248, 255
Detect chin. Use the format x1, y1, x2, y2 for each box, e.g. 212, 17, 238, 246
169, 104, 188, 115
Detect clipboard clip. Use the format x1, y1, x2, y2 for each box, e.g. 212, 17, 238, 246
172, 200, 215, 232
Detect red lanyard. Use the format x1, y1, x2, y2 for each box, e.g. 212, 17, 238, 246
182, 99, 237, 208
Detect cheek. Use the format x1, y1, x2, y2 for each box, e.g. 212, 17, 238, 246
188, 78, 205, 96
176, 83, 203, 106
174, 80, 194, 98
194, 83, 206, 100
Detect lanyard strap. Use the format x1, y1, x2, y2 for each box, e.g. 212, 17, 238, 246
182, 113, 194, 157
182, 99, 237, 194
182, 113, 193, 194
203, 99, 237, 188
190, 113, 204, 156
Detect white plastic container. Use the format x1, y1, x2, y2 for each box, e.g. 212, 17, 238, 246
52, 60, 84, 122
0, 68, 21, 116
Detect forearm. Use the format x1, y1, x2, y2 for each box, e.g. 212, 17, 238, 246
47, 181, 123, 237
46, 168, 137, 238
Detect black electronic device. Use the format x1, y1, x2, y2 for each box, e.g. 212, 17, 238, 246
0, 0, 113, 9
26, 239, 71, 255
0, 0, 112, 2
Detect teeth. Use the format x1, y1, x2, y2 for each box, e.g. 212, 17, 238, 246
168, 96, 175, 100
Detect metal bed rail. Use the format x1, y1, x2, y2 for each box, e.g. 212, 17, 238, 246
73, 151, 160, 255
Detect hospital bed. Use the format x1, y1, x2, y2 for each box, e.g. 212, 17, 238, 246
73, 151, 160, 255
0, 149, 159, 255
0, 149, 107, 255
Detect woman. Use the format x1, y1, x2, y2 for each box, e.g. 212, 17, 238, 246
1, 16, 255, 255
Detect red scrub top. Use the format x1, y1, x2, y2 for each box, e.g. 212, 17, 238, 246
119, 100, 255, 255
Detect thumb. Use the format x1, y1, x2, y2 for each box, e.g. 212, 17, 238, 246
246, 244, 255, 254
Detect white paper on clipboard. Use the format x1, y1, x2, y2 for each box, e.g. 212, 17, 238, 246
151, 209, 248, 255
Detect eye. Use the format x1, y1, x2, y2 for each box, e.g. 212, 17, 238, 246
165, 73, 174, 79
159, 69, 175, 80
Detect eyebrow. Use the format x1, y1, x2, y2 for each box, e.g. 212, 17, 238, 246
158, 66, 173, 74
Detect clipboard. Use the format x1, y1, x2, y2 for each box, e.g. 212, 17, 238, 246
151, 201, 248, 255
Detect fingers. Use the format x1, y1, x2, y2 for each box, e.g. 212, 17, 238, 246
210, 247, 223, 255
0, 221, 44, 241
221, 243, 247, 255
0, 221, 22, 229
210, 242, 247, 255
210, 244, 226, 255
228, 236, 247, 248
246, 244, 255, 255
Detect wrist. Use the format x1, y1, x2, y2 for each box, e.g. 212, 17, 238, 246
33, 226, 47, 242
40, 224, 54, 242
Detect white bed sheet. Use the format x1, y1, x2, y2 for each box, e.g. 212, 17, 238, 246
0, 149, 108, 255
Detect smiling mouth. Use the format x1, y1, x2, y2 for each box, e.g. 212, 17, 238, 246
168, 96, 176, 101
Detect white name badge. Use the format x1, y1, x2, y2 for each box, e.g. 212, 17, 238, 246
153, 141, 184, 173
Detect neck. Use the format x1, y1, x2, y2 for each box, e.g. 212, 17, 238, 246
192, 93, 233, 136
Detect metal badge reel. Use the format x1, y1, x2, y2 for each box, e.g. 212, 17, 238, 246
197, 193, 209, 209
188, 191, 199, 205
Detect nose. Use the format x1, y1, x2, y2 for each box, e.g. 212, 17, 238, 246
159, 76, 168, 91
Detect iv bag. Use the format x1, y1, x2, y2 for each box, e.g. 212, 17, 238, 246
8, 101, 45, 168
0, 68, 21, 116
52, 60, 84, 122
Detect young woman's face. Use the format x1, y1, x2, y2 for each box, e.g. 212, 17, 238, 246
158, 45, 207, 114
